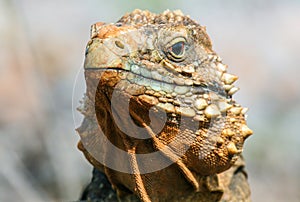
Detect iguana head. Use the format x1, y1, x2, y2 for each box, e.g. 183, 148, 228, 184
79, 9, 252, 178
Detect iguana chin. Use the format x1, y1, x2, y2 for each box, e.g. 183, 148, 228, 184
77, 9, 253, 202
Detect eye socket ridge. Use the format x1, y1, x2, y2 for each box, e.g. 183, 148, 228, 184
166, 37, 187, 62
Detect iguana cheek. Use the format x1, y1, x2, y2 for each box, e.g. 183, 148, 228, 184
180, 107, 252, 176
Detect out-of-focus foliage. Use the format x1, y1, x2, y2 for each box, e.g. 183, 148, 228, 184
0, 0, 299, 201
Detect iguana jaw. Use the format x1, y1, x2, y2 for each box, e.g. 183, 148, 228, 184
84, 63, 252, 175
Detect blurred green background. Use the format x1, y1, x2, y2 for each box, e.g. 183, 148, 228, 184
1, 0, 300, 201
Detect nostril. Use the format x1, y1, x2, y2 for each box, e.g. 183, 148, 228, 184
115, 40, 125, 49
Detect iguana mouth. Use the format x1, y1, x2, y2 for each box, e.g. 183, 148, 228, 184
85, 66, 227, 98
86, 66, 231, 120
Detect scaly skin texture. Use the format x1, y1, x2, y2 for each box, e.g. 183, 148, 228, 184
77, 9, 253, 202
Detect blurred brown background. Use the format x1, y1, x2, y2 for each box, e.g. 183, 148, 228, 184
0, 0, 299, 201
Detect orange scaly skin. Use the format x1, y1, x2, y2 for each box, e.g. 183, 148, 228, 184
77, 9, 253, 202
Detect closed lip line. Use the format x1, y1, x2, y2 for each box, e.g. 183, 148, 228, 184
85, 66, 226, 97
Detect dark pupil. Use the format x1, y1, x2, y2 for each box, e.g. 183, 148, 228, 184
171, 42, 184, 56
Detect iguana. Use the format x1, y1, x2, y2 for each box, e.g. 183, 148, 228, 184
77, 9, 253, 202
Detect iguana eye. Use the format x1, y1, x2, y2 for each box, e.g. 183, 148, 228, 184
170, 41, 184, 56
166, 37, 186, 62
